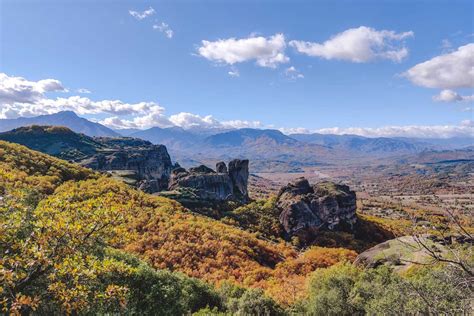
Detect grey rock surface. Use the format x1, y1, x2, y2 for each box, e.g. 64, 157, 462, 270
276, 177, 357, 242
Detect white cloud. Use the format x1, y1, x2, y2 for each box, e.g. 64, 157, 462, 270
289, 26, 413, 63
0, 95, 166, 120
0, 73, 65, 104
278, 127, 311, 134
129, 7, 155, 20
228, 67, 240, 77
169, 112, 262, 130
309, 123, 473, 139
284, 66, 304, 80
0, 73, 264, 129
404, 43, 474, 89
461, 119, 473, 127
220, 119, 262, 129
433, 89, 474, 102
77, 88, 91, 94
198, 33, 289, 68
99, 107, 174, 130
1, 73, 472, 139
153, 22, 174, 39
0, 73, 167, 121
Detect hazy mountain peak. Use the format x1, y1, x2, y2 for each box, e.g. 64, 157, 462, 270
0, 111, 119, 137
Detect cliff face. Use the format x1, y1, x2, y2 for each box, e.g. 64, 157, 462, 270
81, 144, 173, 193
168, 159, 249, 203
276, 177, 357, 243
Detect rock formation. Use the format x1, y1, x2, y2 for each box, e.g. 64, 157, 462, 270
82, 144, 173, 193
216, 161, 228, 173
168, 159, 249, 203
228, 159, 250, 202
276, 177, 357, 243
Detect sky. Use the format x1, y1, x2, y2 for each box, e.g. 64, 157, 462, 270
0, 0, 473, 138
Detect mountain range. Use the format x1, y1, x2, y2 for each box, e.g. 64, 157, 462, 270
0, 111, 119, 137
1, 111, 472, 172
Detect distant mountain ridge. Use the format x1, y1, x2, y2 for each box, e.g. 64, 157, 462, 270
290, 133, 429, 154
0, 111, 119, 137
2, 111, 472, 172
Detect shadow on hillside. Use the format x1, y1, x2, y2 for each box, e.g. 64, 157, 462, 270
307, 216, 396, 253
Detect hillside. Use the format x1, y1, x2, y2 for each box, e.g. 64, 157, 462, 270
0, 125, 104, 161
0, 111, 119, 137
0, 141, 358, 312
0, 125, 174, 192
1, 140, 471, 314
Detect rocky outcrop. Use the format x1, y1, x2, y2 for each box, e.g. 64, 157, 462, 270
228, 159, 250, 203
168, 159, 249, 203
82, 144, 173, 193
276, 177, 357, 243
216, 161, 228, 173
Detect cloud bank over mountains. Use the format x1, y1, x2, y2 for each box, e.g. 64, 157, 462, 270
0, 73, 262, 131
281, 121, 473, 139
0, 72, 471, 138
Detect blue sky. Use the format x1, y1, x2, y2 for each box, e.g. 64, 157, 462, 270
0, 0, 473, 137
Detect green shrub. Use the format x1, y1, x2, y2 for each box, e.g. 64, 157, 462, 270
304, 262, 472, 315
218, 282, 285, 316
103, 249, 222, 315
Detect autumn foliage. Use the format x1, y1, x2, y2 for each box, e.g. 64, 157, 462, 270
0, 141, 356, 313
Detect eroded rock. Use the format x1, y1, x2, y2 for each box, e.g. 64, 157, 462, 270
276, 177, 357, 243
168, 159, 249, 203
228, 159, 250, 203
82, 144, 172, 193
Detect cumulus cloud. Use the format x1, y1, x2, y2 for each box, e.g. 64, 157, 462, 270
0, 73, 65, 105
433, 89, 474, 102
169, 112, 261, 130
404, 43, 474, 89
198, 33, 289, 68
310, 123, 473, 139
0, 73, 263, 130
284, 66, 304, 80
289, 26, 413, 63
0, 95, 166, 121
99, 106, 174, 130
0, 73, 167, 122
129, 7, 155, 20
153, 22, 174, 39
2, 73, 471, 138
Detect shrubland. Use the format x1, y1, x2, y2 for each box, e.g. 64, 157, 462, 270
0, 140, 471, 314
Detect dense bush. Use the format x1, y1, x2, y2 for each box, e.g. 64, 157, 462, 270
304, 262, 472, 315
223, 197, 285, 241
98, 249, 222, 315
196, 282, 285, 316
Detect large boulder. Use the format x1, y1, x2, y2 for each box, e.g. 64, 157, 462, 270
167, 159, 249, 203
82, 144, 173, 193
276, 177, 357, 243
